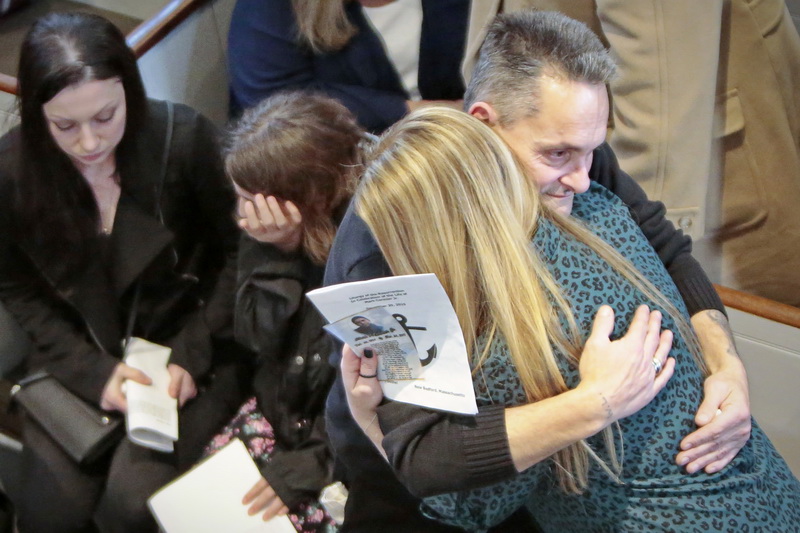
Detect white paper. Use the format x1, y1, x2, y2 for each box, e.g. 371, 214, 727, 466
148, 439, 296, 533
307, 273, 478, 415
325, 307, 422, 382
123, 337, 178, 452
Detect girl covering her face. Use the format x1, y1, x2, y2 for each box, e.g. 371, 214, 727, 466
204, 91, 364, 531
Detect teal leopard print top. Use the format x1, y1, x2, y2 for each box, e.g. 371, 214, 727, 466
422, 183, 800, 532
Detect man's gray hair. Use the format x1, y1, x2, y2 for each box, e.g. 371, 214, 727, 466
465, 10, 616, 126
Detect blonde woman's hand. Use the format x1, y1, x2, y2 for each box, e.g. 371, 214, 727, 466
100, 362, 151, 413
243, 477, 289, 521
341, 345, 383, 431
578, 305, 675, 425
238, 194, 302, 253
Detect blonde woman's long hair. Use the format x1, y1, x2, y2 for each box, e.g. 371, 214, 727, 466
355, 107, 704, 493
291, 0, 357, 53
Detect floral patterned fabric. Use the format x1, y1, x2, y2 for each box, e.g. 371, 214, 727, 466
205, 397, 339, 532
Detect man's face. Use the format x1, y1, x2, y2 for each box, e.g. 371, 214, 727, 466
485, 78, 609, 216
353, 317, 371, 328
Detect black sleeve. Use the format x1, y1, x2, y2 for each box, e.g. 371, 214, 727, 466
0, 138, 117, 403
234, 236, 318, 359
236, 237, 331, 506
163, 107, 241, 378
379, 402, 515, 498
590, 143, 725, 315
0, 245, 118, 403
259, 414, 333, 509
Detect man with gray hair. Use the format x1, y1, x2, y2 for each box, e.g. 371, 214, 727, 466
464, 0, 800, 305
464, 8, 616, 128
324, 10, 750, 532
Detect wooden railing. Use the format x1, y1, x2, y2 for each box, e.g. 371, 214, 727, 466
126, 0, 207, 57
0, 0, 206, 96
0, 72, 16, 94
716, 284, 800, 329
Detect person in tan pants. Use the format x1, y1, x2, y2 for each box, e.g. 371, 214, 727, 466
465, 0, 800, 306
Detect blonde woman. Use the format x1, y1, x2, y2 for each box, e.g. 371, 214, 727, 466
342, 107, 800, 532
227, 0, 468, 130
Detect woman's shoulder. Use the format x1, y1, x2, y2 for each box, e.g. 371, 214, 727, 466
144, 99, 213, 131
571, 182, 629, 223
139, 99, 220, 160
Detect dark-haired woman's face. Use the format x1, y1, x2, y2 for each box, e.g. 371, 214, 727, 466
42, 77, 126, 173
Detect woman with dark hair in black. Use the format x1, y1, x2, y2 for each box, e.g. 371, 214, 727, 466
0, 12, 248, 532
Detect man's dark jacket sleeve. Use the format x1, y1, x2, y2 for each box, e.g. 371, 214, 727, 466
590, 143, 724, 315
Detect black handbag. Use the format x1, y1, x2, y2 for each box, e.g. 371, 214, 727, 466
9, 280, 140, 464
10, 373, 123, 464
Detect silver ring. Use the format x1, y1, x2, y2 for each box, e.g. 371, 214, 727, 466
652, 358, 663, 375
359, 372, 378, 379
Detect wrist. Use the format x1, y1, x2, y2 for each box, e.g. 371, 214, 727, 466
708, 356, 747, 379
251, 237, 302, 257
572, 384, 619, 430
352, 408, 378, 429
702, 344, 745, 375
273, 238, 301, 254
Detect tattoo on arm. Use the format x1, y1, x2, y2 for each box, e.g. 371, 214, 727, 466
599, 393, 614, 421
705, 309, 739, 358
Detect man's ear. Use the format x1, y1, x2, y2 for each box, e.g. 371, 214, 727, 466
468, 101, 500, 126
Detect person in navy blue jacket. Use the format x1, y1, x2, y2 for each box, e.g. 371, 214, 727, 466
227, 0, 469, 131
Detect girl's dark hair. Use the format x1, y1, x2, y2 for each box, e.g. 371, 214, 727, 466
13, 11, 147, 277
225, 91, 364, 264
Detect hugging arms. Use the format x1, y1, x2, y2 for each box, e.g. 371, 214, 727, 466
330, 141, 749, 498
330, 107, 797, 532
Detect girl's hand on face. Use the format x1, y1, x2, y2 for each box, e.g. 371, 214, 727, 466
238, 194, 303, 253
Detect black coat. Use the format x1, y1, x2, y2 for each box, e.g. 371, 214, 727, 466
234, 236, 335, 508
0, 99, 249, 464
